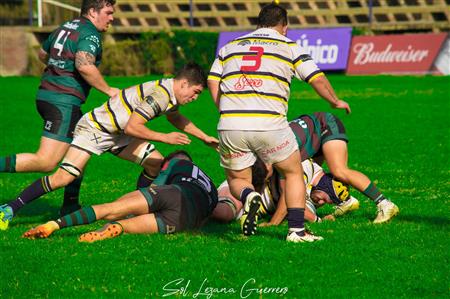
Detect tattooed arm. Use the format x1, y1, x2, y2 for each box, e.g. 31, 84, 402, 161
75, 51, 119, 97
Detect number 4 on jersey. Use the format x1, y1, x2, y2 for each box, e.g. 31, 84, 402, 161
54, 29, 71, 56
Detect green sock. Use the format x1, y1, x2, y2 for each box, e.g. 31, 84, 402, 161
0, 155, 16, 173
363, 182, 387, 204
56, 206, 97, 229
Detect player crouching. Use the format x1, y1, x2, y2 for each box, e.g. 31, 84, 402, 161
212, 159, 363, 227
22, 150, 218, 242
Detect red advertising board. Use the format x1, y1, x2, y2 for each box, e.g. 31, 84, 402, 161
347, 33, 448, 75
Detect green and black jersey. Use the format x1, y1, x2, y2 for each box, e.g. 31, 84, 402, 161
37, 17, 102, 106
153, 158, 219, 223
289, 112, 348, 161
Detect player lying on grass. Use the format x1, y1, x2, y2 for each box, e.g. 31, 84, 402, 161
0, 63, 219, 230
212, 158, 359, 224
22, 150, 218, 242
289, 112, 399, 224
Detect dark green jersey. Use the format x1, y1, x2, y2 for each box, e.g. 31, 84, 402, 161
289, 112, 348, 160
153, 158, 218, 216
37, 17, 102, 106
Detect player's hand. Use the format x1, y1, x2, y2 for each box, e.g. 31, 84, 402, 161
164, 132, 191, 145
107, 87, 121, 98
203, 136, 219, 151
323, 214, 336, 221
332, 99, 351, 114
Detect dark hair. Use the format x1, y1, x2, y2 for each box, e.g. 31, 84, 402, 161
80, 0, 116, 16
174, 62, 207, 88
257, 3, 288, 28
162, 150, 193, 166
251, 157, 268, 193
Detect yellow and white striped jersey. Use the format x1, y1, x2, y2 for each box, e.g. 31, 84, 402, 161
86, 79, 178, 134
208, 28, 323, 131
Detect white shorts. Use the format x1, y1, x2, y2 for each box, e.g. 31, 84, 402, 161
219, 128, 298, 170
72, 116, 134, 155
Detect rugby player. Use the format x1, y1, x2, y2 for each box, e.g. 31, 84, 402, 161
289, 112, 399, 223
0, 0, 119, 215
212, 158, 359, 224
22, 150, 218, 242
207, 4, 350, 242
0, 63, 218, 230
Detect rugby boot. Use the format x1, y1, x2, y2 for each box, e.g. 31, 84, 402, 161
22, 221, 59, 239
333, 196, 360, 217
373, 200, 399, 224
0, 204, 13, 230
79, 222, 123, 243
240, 192, 262, 236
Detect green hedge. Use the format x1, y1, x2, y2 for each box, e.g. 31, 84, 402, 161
100, 30, 219, 76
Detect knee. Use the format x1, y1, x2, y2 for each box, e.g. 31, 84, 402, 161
33, 155, 60, 172
142, 155, 163, 176
50, 169, 76, 189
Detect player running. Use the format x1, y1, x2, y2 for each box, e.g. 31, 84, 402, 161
22, 150, 218, 242
0, 0, 119, 216
0, 63, 218, 230
208, 3, 350, 243
289, 112, 399, 223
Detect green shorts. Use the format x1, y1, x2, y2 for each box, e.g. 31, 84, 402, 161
36, 100, 82, 143
139, 183, 214, 234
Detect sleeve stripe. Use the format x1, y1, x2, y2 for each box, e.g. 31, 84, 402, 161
135, 109, 151, 121
306, 71, 324, 83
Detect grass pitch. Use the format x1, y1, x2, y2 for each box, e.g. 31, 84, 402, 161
0, 75, 449, 298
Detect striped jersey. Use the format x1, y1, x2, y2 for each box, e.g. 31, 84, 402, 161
208, 28, 323, 131
86, 79, 178, 134
38, 17, 102, 106
289, 112, 346, 161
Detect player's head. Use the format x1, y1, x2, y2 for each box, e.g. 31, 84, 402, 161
162, 150, 193, 167
81, 0, 116, 32
174, 62, 207, 105
251, 157, 268, 193
310, 173, 350, 206
257, 3, 288, 29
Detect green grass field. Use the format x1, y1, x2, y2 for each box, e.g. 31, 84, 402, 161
0, 75, 449, 298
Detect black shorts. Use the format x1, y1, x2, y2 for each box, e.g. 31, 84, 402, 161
139, 184, 208, 234
36, 100, 82, 143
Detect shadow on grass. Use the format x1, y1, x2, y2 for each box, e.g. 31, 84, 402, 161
396, 214, 450, 227
200, 220, 286, 241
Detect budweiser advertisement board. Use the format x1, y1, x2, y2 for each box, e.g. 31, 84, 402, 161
347, 33, 448, 75
216, 28, 352, 71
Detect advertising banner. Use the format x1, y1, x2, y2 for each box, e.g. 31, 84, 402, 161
347, 33, 448, 75
216, 28, 352, 71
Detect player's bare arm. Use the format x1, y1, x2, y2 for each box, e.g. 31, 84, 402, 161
75, 51, 119, 97
207, 80, 221, 109
310, 76, 351, 114
166, 111, 219, 147
125, 112, 190, 145
38, 48, 49, 64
